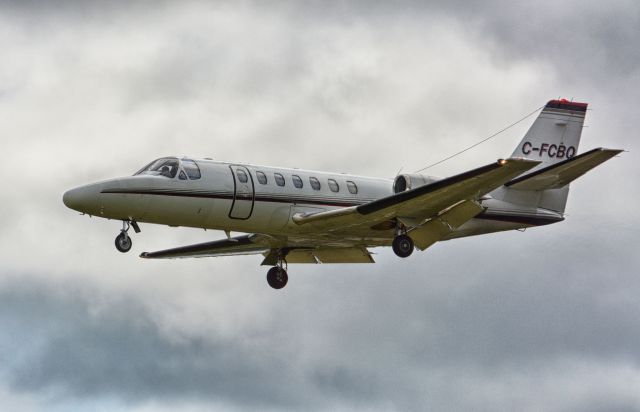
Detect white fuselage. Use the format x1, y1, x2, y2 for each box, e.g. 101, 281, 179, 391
63, 158, 563, 247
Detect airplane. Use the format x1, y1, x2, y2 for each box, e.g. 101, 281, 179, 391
63, 99, 622, 289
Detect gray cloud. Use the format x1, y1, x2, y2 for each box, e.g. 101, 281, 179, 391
2, 219, 640, 411
0, 280, 304, 409
0, 1, 638, 411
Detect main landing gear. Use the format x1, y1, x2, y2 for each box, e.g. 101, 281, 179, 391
392, 223, 414, 258
266, 253, 288, 289
392, 235, 414, 258
115, 220, 140, 253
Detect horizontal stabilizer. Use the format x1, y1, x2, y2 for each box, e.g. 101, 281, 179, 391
505, 148, 622, 191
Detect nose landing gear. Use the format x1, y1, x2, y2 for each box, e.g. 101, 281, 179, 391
115, 231, 132, 253
114, 220, 140, 253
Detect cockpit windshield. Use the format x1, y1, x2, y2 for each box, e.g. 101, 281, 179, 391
135, 158, 179, 178
135, 157, 202, 180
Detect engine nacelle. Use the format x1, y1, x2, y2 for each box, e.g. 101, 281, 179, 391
393, 173, 439, 193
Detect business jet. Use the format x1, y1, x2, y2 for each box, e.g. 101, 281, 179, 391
63, 99, 621, 289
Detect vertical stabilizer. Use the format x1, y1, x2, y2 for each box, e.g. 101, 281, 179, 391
494, 99, 588, 213
511, 99, 587, 170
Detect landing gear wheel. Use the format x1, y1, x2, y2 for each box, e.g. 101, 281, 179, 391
392, 234, 414, 258
115, 232, 132, 253
267, 266, 288, 289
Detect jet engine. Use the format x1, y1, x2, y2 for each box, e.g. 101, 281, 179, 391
393, 173, 439, 193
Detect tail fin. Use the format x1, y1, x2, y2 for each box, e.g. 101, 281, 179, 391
511, 99, 587, 169
493, 99, 589, 213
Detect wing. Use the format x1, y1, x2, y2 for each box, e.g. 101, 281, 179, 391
505, 147, 623, 190
140, 234, 274, 259
292, 158, 541, 235
141, 234, 375, 264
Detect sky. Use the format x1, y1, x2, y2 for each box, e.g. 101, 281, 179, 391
0, 1, 638, 411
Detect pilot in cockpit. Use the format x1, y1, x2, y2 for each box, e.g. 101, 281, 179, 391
159, 165, 173, 178
135, 158, 201, 180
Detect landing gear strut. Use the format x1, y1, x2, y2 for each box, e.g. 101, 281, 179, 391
266, 253, 288, 289
115, 220, 134, 253
392, 223, 414, 258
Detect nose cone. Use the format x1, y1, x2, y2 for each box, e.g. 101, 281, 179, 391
63, 185, 99, 214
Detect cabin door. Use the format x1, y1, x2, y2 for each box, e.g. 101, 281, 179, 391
228, 165, 255, 220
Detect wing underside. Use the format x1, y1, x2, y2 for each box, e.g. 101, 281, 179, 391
140, 234, 272, 259
140, 235, 375, 264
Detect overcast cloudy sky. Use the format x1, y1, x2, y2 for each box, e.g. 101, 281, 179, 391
0, 1, 638, 411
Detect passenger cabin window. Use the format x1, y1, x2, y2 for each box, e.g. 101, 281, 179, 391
347, 180, 358, 194
236, 169, 248, 183
182, 159, 201, 180
135, 158, 179, 178
309, 177, 321, 190
292, 175, 303, 189
179, 171, 187, 180
328, 179, 340, 192
274, 173, 285, 187
256, 171, 267, 185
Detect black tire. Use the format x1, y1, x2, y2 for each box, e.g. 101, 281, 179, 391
392, 234, 414, 258
115, 232, 132, 253
266, 266, 288, 289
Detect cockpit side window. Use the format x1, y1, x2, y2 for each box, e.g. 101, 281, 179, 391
182, 159, 201, 180
135, 158, 179, 178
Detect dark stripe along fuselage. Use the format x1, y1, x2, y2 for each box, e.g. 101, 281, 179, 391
101, 187, 558, 227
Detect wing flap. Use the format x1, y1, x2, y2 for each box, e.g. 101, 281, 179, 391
409, 200, 484, 250
140, 234, 271, 259
505, 148, 623, 190
282, 250, 318, 264
313, 247, 375, 263
262, 247, 375, 264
